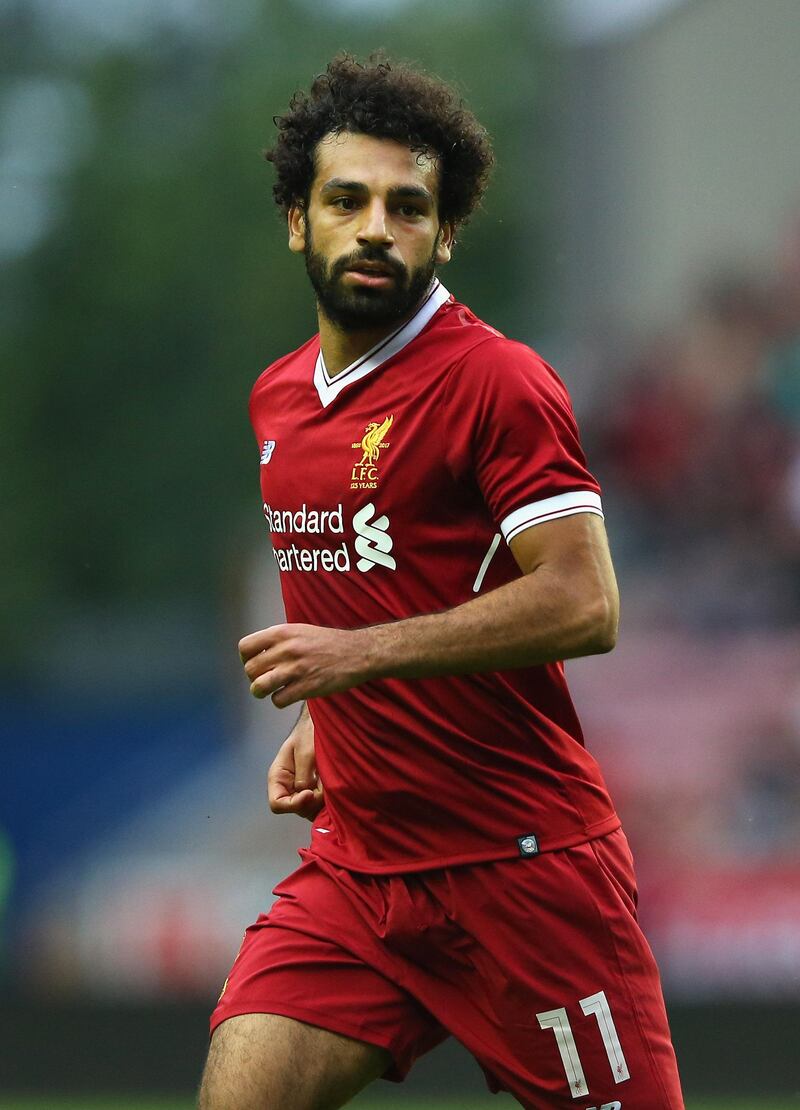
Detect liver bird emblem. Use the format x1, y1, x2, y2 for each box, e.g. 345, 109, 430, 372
358, 414, 393, 465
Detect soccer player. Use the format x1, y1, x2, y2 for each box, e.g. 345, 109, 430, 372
200, 55, 684, 1110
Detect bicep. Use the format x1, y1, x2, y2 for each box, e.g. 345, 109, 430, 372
509, 512, 618, 604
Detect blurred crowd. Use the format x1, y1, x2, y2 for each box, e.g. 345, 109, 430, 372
584, 213, 800, 631
567, 212, 800, 908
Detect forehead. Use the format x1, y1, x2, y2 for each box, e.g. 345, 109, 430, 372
312, 131, 440, 196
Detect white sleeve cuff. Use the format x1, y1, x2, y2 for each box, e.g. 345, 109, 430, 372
500, 491, 604, 544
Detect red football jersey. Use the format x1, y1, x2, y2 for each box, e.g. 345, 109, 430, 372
250, 281, 619, 872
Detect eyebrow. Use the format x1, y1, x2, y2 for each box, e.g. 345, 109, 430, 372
320, 179, 435, 204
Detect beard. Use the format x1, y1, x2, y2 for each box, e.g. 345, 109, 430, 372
304, 225, 438, 332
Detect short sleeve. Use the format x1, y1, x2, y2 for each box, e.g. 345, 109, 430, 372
444, 338, 603, 543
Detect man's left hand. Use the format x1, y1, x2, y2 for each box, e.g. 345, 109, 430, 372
239, 623, 373, 708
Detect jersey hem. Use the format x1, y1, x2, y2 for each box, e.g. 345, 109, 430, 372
305, 813, 621, 875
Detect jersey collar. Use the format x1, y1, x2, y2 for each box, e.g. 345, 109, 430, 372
313, 279, 451, 408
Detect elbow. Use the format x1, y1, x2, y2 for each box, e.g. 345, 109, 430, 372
583, 589, 619, 655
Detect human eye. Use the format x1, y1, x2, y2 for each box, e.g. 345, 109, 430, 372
331, 195, 358, 211
397, 202, 424, 218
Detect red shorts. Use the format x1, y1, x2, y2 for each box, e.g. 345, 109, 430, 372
211, 829, 683, 1109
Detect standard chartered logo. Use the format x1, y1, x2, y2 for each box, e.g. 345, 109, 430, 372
265, 500, 396, 574
353, 503, 396, 572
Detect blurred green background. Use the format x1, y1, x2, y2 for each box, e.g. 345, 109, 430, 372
2, 0, 800, 1104
2, 0, 551, 672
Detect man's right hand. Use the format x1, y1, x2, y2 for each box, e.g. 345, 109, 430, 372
267, 704, 324, 820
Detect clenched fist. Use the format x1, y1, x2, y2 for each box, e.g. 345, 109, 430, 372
239, 622, 376, 708
268, 705, 324, 820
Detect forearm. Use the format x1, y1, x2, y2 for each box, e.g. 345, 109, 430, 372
240, 516, 619, 707
361, 560, 618, 681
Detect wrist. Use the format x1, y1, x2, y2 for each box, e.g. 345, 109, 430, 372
353, 621, 398, 682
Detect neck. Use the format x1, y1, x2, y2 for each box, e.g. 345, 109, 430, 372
317, 315, 391, 379
317, 297, 426, 378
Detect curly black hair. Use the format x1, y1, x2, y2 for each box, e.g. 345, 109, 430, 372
266, 54, 494, 230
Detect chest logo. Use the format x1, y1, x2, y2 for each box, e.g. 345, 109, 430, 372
353, 503, 396, 572
351, 414, 393, 489
260, 439, 276, 465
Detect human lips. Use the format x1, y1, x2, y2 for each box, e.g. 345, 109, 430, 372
344, 260, 398, 287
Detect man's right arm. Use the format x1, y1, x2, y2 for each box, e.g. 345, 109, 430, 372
267, 702, 324, 819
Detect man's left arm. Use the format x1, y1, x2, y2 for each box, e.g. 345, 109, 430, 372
240, 511, 618, 709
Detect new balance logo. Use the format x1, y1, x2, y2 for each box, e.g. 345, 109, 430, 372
353, 502, 396, 572
260, 439, 276, 465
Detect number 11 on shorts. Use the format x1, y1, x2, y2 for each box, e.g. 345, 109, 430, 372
537, 989, 630, 1099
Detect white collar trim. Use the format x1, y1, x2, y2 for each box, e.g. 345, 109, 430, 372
313, 280, 451, 407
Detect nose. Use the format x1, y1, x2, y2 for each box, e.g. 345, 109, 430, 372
357, 200, 394, 247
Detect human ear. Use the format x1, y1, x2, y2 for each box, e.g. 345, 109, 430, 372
435, 221, 454, 265
288, 204, 306, 254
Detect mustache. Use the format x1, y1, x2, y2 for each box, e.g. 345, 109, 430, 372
331, 247, 406, 282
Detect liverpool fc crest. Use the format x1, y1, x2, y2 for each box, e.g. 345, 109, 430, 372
351, 415, 393, 489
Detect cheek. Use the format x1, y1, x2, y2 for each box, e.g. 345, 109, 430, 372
403, 228, 439, 262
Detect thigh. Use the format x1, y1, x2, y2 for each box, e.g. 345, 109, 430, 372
418, 831, 685, 1109
209, 855, 446, 1092
199, 1012, 388, 1110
